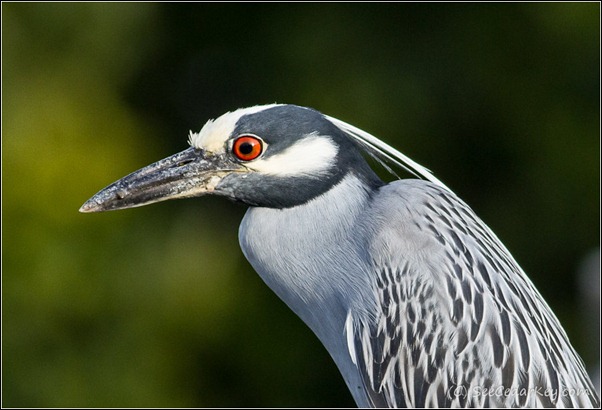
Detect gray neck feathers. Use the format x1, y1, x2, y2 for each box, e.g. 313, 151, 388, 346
238, 174, 376, 345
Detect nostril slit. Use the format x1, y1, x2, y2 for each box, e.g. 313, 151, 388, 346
177, 159, 193, 167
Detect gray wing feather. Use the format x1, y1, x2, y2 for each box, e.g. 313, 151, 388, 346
346, 180, 599, 408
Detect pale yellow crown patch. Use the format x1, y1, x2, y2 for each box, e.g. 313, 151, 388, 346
188, 104, 282, 153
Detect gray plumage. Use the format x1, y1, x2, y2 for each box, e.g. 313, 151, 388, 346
81, 104, 600, 408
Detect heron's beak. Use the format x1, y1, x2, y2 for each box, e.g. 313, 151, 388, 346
80, 147, 241, 213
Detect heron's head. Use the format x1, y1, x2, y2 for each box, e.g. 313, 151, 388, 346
80, 104, 382, 212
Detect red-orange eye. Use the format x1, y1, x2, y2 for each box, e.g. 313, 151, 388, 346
232, 135, 263, 161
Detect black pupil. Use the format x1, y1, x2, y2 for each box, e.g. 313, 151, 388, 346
239, 142, 254, 155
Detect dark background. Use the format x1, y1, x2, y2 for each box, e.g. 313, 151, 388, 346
3, 3, 600, 407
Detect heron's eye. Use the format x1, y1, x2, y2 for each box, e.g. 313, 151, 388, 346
232, 135, 263, 161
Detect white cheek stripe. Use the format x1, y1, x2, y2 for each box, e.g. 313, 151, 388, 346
189, 104, 282, 152
246, 133, 338, 177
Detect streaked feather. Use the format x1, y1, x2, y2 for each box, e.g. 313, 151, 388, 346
344, 180, 599, 407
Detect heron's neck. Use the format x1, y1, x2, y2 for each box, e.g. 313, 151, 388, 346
239, 174, 376, 334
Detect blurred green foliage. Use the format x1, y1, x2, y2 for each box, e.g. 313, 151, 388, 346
2, 3, 599, 407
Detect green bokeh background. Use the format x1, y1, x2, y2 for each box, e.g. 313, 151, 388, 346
3, 3, 599, 407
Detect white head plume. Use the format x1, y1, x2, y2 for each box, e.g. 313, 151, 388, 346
325, 114, 451, 192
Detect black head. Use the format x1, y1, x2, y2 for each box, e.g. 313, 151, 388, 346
205, 104, 382, 208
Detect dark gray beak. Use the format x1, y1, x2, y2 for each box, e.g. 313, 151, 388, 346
80, 147, 241, 213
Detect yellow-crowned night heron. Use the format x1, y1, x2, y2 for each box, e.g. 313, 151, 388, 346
80, 104, 599, 407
